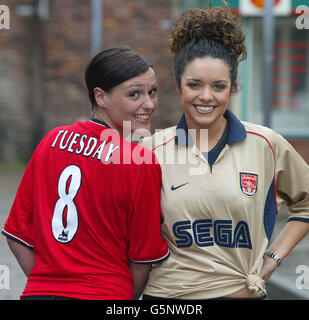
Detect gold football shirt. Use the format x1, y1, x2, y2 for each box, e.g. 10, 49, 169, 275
139, 110, 309, 299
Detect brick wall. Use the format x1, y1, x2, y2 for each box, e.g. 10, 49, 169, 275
289, 141, 309, 165
0, 0, 35, 161
43, 0, 91, 132
0, 0, 91, 161
103, 0, 180, 131
0, 0, 181, 162
1, 0, 308, 165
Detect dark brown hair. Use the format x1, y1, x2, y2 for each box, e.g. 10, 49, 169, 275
85, 46, 152, 108
169, 3, 247, 88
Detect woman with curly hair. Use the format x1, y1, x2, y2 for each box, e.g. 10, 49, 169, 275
140, 3, 309, 299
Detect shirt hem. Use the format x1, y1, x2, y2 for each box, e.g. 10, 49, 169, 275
143, 283, 253, 300
2, 228, 34, 249
21, 291, 131, 300
128, 249, 170, 264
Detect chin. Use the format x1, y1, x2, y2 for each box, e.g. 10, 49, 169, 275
193, 112, 224, 128
131, 125, 152, 139
190, 118, 213, 129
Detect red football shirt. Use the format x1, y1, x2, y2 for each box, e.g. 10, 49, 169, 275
2, 120, 169, 299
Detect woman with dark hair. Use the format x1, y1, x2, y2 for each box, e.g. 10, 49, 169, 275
2, 46, 169, 300
85, 46, 159, 136
140, 4, 309, 299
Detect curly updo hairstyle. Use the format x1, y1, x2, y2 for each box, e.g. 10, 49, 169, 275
169, 2, 247, 90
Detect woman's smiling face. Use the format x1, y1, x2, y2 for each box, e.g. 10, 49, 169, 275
178, 57, 233, 132
95, 67, 158, 135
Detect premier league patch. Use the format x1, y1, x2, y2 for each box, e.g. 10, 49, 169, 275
239, 172, 258, 197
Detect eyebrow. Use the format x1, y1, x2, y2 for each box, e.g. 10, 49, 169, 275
127, 83, 145, 88
186, 78, 228, 83
186, 78, 201, 82
213, 80, 228, 83
126, 83, 158, 89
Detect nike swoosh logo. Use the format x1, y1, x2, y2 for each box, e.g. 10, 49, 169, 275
171, 183, 189, 191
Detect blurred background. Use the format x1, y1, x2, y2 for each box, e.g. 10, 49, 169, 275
0, 0, 308, 299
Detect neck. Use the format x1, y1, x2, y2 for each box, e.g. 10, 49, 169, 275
92, 109, 123, 135
190, 117, 227, 152
93, 110, 111, 127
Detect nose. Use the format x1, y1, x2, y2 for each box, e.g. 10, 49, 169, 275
200, 87, 213, 102
142, 95, 157, 111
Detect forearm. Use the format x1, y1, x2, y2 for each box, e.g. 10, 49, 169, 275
268, 220, 309, 259
260, 220, 309, 281
7, 238, 35, 277
129, 262, 152, 300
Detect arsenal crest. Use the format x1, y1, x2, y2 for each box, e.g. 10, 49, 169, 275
239, 172, 258, 197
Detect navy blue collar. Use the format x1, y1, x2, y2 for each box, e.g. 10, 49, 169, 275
175, 109, 247, 146
91, 118, 111, 128
175, 114, 194, 146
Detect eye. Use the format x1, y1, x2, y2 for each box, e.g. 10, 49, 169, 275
187, 82, 200, 89
214, 83, 227, 91
149, 87, 158, 97
129, 91, 139, 99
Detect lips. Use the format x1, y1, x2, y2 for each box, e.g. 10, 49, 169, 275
194, 105, 216, 114
132, 114, 151, 122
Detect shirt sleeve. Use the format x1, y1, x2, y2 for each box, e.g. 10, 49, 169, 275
2, 156, 35, 248
274, 132, 309, 223
127, 150, 169, 264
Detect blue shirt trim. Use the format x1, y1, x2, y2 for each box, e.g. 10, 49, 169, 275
288, 217, 309, 223
263, 179, 278, 242
175, 114, 193, 146
175, 109, 247, 146
225, 109, 247, 145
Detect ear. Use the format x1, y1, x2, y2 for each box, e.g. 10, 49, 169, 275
93, 87, 107, 109
174, 78, 181, 95
230, 82, 238, 96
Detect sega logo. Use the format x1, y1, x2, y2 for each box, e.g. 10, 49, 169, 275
172, 219, 252, 249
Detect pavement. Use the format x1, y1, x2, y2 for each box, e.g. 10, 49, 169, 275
0, 168, 308, 300
266, 209, 309, 300
0, 167, 27, 300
